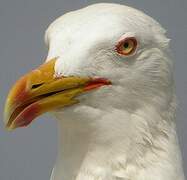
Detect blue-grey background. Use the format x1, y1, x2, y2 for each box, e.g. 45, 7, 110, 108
0, 0, 186, 179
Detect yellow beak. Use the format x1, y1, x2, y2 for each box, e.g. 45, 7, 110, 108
4, 58, 111, 130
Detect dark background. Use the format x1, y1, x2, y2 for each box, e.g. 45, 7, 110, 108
0, 0, 186, 179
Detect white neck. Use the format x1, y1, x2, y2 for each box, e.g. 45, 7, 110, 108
52, 117, 93, 180
50, 98, 185, 180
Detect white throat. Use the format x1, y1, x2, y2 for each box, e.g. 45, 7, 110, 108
50, 96, 185, 180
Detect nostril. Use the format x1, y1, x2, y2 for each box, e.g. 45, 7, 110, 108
31, 83, 44, 89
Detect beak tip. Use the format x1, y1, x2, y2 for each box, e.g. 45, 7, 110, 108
3, 105, 12, 129
5, 125, 15, 131
5, 121, 23, 131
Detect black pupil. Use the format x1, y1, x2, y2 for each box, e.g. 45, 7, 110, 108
123, 42, 129, 49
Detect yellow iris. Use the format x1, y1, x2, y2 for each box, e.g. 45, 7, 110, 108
122, 39, 135, 54
116, 37, 137, 56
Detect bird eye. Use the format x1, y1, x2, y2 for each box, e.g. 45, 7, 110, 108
115, 37, 137, 56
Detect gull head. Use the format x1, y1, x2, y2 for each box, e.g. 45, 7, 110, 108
4, 3, 173, 129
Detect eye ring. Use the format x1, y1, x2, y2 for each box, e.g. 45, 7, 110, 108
115, 37, 137, 56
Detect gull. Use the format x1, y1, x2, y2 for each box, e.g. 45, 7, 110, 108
4, 3, 185, 180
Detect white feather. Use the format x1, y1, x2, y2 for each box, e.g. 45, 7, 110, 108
44, 3, 185, 180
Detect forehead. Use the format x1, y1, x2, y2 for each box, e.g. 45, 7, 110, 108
45, 4, 160, 44
45, 3, 168, 55
46, 11, 123, 44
